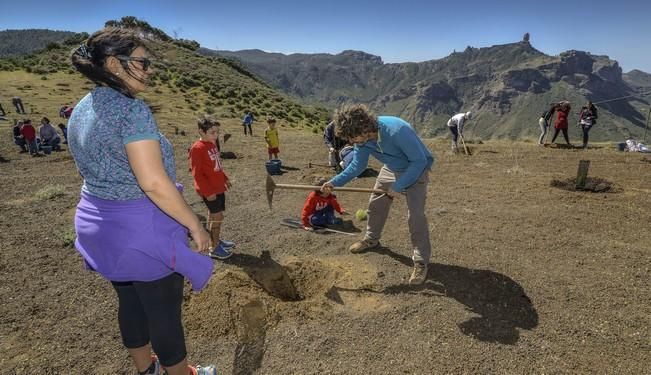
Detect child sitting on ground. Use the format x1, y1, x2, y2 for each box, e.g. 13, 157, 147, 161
301, 178, 346, 230
264, 116, 280, 160
189, 115, 235, 260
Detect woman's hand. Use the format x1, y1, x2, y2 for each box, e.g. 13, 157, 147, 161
189, 226, 211, 253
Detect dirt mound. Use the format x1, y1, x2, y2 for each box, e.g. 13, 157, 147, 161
550, 177, 618, 192
184, 253, 378, 339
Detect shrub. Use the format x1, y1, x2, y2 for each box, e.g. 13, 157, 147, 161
35, 185, 66, 201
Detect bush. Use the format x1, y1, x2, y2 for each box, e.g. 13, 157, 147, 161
35, 185, 66, 201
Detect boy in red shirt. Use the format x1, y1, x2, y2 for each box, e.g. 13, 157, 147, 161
20, 119, 39, 156
301, 179, 346, 230
189, 115, 235, 259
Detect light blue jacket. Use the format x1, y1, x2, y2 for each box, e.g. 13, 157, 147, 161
330, 116, 434, 192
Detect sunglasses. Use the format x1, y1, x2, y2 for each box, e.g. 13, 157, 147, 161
115, 55, 152, 71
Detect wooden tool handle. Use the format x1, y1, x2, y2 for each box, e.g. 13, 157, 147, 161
274, 183, 384, 194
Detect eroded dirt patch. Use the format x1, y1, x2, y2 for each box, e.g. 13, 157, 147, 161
550, 177, 618, 193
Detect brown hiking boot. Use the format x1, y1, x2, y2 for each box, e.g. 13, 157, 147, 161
348, 239, 379, 254
408, 262, 428, 285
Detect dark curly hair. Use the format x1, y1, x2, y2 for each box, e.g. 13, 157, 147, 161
197, 114, 220, 132
333, 104, 378, 140
70, 27, 147, 98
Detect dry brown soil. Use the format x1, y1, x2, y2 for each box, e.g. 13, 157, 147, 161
0, 119, 649, 374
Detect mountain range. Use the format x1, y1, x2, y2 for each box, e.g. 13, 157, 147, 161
2, 24, 650, 141
202, 40, 651, 141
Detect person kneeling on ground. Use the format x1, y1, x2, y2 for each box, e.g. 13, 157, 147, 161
321, 104, 435, 285
13, 121, 27, 152
301, 178, 346, 230
39, 117, 62, 151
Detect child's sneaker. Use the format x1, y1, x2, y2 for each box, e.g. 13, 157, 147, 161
209, 244, 233, 260
219, 239, 236, 249
189, 364, 218, 375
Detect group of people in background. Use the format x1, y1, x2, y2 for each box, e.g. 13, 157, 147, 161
538, 100, 598, 148
12, 117, 67, 156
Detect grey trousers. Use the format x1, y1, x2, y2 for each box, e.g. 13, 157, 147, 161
365, 166, 432, 264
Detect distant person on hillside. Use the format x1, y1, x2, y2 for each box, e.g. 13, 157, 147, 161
321, 104, 435, 285
538, 103, 558, 145
189, 115, 235, 261
59, 104, 74, 119
68, 27, 217, 375
12, 97, 26, 114
301, 178, 346, 230
13, 120, 27, 152
578, 101, 598, 149
242, 111, 254, 136
551, 101, 572, 146
264, 116, 280, 160
324, 120, 346, 171
20, 119, 39, 156
39, 117, 62, 151
446, 111, 472, 153
58, 123, 68, 144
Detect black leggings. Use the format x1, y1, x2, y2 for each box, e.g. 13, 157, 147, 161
243, 124, 252, 135
551, 128, 570, 144
111, 273, 187, 367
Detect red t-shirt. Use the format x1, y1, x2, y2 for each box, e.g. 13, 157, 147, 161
20, 124, 36, 141
301, 191, 344, 227
189, 140, 229, 198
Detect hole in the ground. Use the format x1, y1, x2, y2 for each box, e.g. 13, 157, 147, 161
244, 252, 334, 302
550, 177, 618, 193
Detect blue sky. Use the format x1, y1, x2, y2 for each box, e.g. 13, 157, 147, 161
1, 0, 650, 72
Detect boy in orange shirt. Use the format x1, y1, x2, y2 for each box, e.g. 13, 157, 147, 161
189, 115, 235, 259
301, 179, 346, 230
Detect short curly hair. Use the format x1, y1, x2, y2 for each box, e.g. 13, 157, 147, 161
333, 104, 378, 140
197, 114, 220, 132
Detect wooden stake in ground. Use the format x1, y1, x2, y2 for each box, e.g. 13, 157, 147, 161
576, 160, 590, 190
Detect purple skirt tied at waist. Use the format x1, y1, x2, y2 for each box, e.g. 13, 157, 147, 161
74, 186, 214, 291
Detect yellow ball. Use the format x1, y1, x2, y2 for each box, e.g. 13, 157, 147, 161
355, 209, 368, 221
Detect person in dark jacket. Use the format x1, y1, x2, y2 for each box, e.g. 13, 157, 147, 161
578, 101, 598, 149
12, 97, 26, 114
538, 103, 558, 145
13, 121, 27, 152
324, 121, 346, 170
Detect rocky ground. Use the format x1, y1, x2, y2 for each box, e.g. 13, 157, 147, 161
0, 118, 649, 374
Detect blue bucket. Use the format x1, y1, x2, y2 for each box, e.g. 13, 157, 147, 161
265, 159, 282, 175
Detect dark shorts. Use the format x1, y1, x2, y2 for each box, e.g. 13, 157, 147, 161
268, 147, 280, 154
203, 193, 225, 214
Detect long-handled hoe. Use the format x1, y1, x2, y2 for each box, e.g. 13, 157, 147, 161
266, 175, 384, 210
